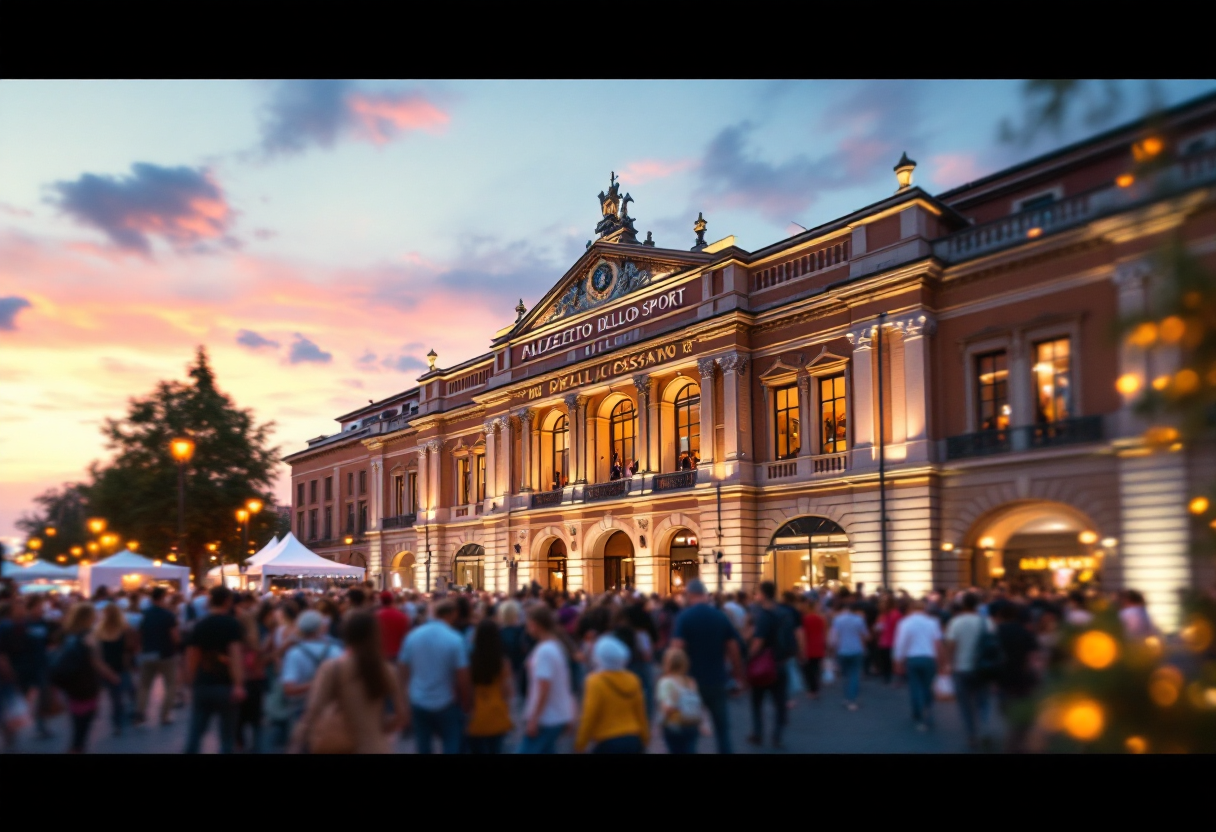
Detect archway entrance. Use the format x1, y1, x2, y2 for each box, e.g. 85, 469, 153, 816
967, 502, 1106, 591
390, 551, 416, 590
546, 539, 568, 592
668, 528, 699, 590
603, 531, 635, 591
453, 543, 485, 591
765, 517, 850, 594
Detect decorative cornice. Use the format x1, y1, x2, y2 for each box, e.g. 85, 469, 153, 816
890, 312, 937, 339
483, 418, 498, 434
697, 356, 717, 378
425, 438, 443, 453
563, 393, 579, 410
846, 324, 876, 350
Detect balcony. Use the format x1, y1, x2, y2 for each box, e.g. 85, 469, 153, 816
583, 479, 631, 503
652, 470, 698, 493
530, 488, 564, 509
812, 451, 848, 474
946, 415, 1104, 461
767, 460, 798, 479
381, 513, 416, 530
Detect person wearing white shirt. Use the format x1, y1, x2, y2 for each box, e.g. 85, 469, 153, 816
519, 605, 575, 753
893, 600, 943, 731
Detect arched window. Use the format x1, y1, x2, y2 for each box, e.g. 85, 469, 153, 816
551, 415, 568, 489
675, 384, 701, 470
610, 399, 636, 472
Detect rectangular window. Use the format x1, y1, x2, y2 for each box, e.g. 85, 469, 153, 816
408, 472, 418, 514
458, 457, 471, 505
774, 384, 800, 460
393, 475, 404, 516
308, 508, 318, 541
309, 479, 317, 504
347, 472, 353, 496
359, 470, 367, 495
345, 503, 355, 535
358, 501, 368, 534
296, 483, 305, 509
476, 453, 486, 502
1033, 337, 1071, 424
324, 476, 333, 501
1018, 193, 1056, 212
976, 350, 1010, 431
323, 506, 332, 540
819, 374, 847, 454
297, 511, 305, 538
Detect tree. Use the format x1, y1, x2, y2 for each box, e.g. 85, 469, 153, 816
86, 347, 281, 582
15, 482, 90, 562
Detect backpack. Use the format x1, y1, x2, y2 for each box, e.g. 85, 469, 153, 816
972, 617, 1004, 683
766, 608, 797, 662
49, 636, 100, 701
676, 681, 703, 724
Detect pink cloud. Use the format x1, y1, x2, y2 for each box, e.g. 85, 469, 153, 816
618, 158, 697, 185
928, 152, 985, 189
347, 93, 450, 145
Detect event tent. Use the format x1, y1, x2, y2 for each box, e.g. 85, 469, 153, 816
205, 536, 279, 586
245, 533, 364, 587
2, 559, 77, 582
78, 549, 191, 595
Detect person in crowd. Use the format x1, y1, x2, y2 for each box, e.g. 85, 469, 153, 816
992, 600, 1039, 753
183, 586, 246, 754
293, 611, 405, 753
746, 581, 797, 748
623, 603, 656, 721
942, 592, 989, 749
1118, 590, 1156, 639
829, 601, 869, 711
656, 647, 702, 754
892, 598, 943, 732
873, 593, 901, 684
575, 636, 648, 754
54, 603, 118, 754
397, 598, 470, 755
1064, 590, 1094, 628
800, 596, 826, 700
519, 604, 576, 754
0, 595, 57, 741
671, 579, 744, 754
235, 605, 273, 753
94, 603, 135, 737
377, 591, 410, 665
134, 586, 179, 727
278, 610, 341, 746
464, 618, 513, 753
497, 601, 528, 700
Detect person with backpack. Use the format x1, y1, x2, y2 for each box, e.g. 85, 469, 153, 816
51, 603, 119, 753
943, 592, 991, 750
279, 610, 342, 740
656, 647, 702, 754
746, 581, 798, 749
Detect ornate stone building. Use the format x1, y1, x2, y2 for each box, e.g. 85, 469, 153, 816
284, 93, 1216, 630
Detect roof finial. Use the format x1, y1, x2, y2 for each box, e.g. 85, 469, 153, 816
894, 151, 917, 192
515, 298, 527, 322
426, 348, 438, 371
643, 231, 655, 247
691, 212, 708, 251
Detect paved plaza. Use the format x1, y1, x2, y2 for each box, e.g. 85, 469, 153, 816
13, 670, 997, 755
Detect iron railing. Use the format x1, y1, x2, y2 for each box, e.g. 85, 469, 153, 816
381, 513, 416, 530
947, 415, 1104, 460
583, 479, 631, 502
530, 489, 564, 509
1024, 415, 1103, 449
946, 428, 1012, 460
653, 470, 698, 492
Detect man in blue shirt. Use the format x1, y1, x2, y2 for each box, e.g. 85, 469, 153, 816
397, 598, 471, 754
671, 579, 744, 754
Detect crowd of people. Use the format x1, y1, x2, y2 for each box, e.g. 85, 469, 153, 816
0, 573, 1166, 754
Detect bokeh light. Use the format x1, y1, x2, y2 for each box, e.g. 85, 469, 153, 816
1125, 735, 1147, 754
1149, 666, 1183, 708
1116, 373, 1141, 395
1128, 322, 1158, 347
1190, 496, 1210, 515
1159, 316, 1186, 343
1076, 631, 1119, 669
1062, 700, 1105, 741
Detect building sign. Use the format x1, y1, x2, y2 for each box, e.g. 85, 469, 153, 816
1018, 556, 1098, 571
516, 338, 694, 399
518, 285, 691, 363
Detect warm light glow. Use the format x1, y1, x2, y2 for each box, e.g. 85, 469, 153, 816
45, 527, 57, 537
27, 538, 43, 550
1159, 316, 1185, 344
1026, 227, 1042, 239
87, 542, 99, 553
1143, 426, 1179, 445
167, 554, 177, 562
1075, 631, 1119, 669
81, 559, 91, 566
246, 498, 264, 514
1128, 322, 1158, 348
1189, 497, 1210, 515
940, 542, 954, 552
236, 509, 249, 522
1115, 173, 1135, 188
1174, 369, 1200, 395
989, 565, 1006, 578
127, 540, 139, 550
153, 559, 162, 567
1125, 736, 1147, 754
1062, 700, 1105, 741
1101, 537, 1117, 549
1133, 136, 1164, 161
1151, 375, 1170, 391
170, 437, 195, 463
1180, 619, 1213, 652
207, 542, 217, 551
88, 518, 106, 534
70, 546, 83, 556
1115, 373, 1141, 395
345, 536, 354, 545
1078, 530, 1099, 545
210, 555, 218, 562
979, 536, 996, 550
57, 555, 67, 563
1149, 666, 1182, 707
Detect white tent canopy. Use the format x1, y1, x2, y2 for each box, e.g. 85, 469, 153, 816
245, 533, 365, 582
2, 560, 77, 582
78, 549, 191, 596
205, 536, 279, 585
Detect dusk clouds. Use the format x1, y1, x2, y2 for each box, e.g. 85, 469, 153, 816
0, 296, 32, 331
236, 329, 280, 351
288, 333, 333, 364
49, 163, 234, 255
258, 80, 449, 157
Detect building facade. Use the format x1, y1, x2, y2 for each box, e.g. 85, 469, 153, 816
284, 94, 1216, 630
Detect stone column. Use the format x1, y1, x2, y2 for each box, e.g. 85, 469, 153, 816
900, 313, 935, 462
647, 376, 661, 473
427, 438, 443, 511
483, 419, 498, 499
846, 324, 877, 459
416, 442, 429, 515
496, 415, 511, 497
718, 353, 748, 461
632, 374, 651, 472
697, 357, 717, 465
797, 373, 815, 456
518, 409, 534, 492
369, 460, 382, 528
563, 394, 580, 484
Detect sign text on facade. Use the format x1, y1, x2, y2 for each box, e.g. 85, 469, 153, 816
518, 286, 689, 362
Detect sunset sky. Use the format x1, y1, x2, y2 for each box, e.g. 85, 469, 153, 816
3, 79, 1214, 548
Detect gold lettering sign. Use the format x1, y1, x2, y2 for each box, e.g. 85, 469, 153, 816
518, 285, 690, 363
1017, 556, 1098, 572
541, 339, 693, 396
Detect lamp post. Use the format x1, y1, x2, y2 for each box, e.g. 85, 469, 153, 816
245, 499, 263, 556
236, 508, 250, 561
170, 437, 195, 560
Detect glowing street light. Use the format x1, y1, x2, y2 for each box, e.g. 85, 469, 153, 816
127, 541, 139, 551
27, 538, 43, 551
170, 436, 195, 557
246, 498, 263, 515
87, 542, 99, 554
45, 526, 57, 537
88, 518, 106, 535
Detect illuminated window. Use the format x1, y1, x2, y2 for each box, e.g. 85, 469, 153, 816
610, 400, 636, 471
819, 374, 847, 453
408, 472, 418, 514
675, 384, 701, 470
476, 453, 486, 502
458, 457, 471, 505
774, 384, 800, 460
551, 415, 569, 488
976, 350, 1010, 430
1034, 337, 1071, 424
393, 475, 404, 515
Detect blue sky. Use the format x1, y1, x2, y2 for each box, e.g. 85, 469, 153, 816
2, 79, 1213, 547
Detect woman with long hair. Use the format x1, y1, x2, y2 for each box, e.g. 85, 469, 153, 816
235, 606, 273, 753
57, 603, 118, 753
464, 619, 513, 753
94, 603, 133, 736
293, 610, 404, 753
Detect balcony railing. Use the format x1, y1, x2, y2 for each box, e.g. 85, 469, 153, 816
583, 479, 631, 502
381, 513, 416, 530
531, 488, 564, 509
947, 415, 1104, 460
767, 460, 798, 479
653, 470, 698, 493
812, 451, 848, 474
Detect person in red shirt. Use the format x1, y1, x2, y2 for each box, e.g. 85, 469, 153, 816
376, 591, 410, 663
800, 598, 826, 700
874, 594, 904, 684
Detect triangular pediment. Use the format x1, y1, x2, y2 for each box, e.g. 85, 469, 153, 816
806, 347, 849, 370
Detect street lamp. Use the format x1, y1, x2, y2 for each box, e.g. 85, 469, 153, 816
236, 508, 250, 557
88, 518, 106, 535
170, 437, 195, 557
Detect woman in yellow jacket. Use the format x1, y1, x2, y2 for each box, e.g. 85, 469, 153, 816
574, 636, 649, 754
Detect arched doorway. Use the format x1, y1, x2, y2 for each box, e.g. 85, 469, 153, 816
668, 528, 700, 590
453, 543, 485, 591
546, 539, 568, 592
390, 551, 416, 590
603, 531, 635, 591
765, 516, 850, 593
966, 501, 1106, 591
348, 551, 367, 569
